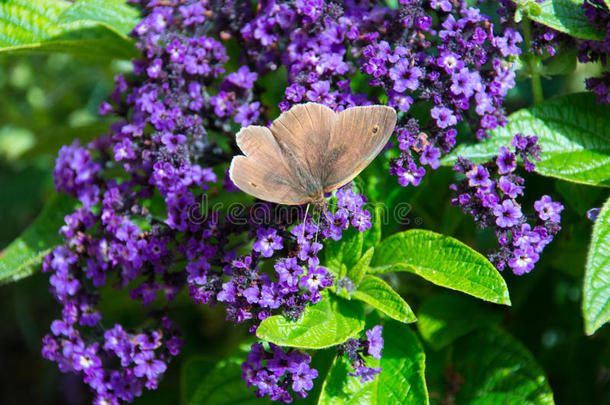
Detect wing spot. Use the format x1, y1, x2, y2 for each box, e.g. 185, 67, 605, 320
371, 125, 380, 136
249, 182, 258, 188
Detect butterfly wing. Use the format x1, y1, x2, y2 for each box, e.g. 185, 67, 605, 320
322, 105, 397, 192
269, 103, 337, 196
229, 126, 310, 205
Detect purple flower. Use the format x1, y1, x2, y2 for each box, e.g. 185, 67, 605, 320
420, 145, 441, 169
225, 65, 258, 89
366, 326, 384, 360
388, 60, 422, 92
133, 350, 167, 381
466, 165, 492, 188
493, 200, 523, 228
496, 146, 516, 174
300, 266, 332, 292
497, 176, 523, 198
253, 228, 283, 258
450, 68, 481, 98
348, 365, 382, 383
430, 106, 457, 129
217, 281, 237, 303
396, 162, 426, 187
260, 283, 283, 309
161, 133, 187, 152
534, 195, 564, 223
275, 258, 303, 288
431, 0, 452, 12
234, 102, 260, 126
147, 58, 163, 79
508, 246, 539, 275
253, 369, 279, 396
291, 362, 318, 393
437, 51, 462, 73
295, 0, 324, 23
494, 28, 523, 57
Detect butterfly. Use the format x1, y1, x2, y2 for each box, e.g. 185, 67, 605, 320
229, 102, 397, 207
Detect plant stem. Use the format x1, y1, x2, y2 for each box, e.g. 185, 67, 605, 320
522, 17, 544, 104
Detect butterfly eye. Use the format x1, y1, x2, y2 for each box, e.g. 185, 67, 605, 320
371, 125, 380, 136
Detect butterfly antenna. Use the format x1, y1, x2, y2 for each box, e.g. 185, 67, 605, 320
313, 205, 321, 248
301, 203, 310, 242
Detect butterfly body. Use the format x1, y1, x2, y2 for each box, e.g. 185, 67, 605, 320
229, 102, 397, 205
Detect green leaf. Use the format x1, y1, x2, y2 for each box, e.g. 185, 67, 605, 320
0, 0, 138, 59
446, 327, 554, 404
318, 320, 428, 405
256, 294, 365, 349
345, 247, 374, 286
524, 0, 604, 40
325, 228, 364, 274
417, 293, 502, 350
517, 0, 542, 19
583, 196, 610, 335
58, 0, 140, 38
369, 229, 511, 305
443, 93, 610, 187
352, 275, 416, 323
0, 193, 76, 285
182, 354, 269, 405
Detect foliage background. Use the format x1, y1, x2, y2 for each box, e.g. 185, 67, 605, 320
0, 5, 609, 405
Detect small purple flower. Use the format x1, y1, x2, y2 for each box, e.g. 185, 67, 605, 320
291, 362, 318, 393
348, 365, 382, 383
217, 281, 237, 303
496, 146, 517, 174
366, 326, 384, 360
396, 162, 426, 187
493, 200, 523, 228
300, 266, 332, 292
260, 283, 283, 309
225, 66, 258, 89
437, 52, 462, 74
388, 60, 422, 92
147, 58, 163, 79
430, 106, 457, 129
234, 102, 261, 126
161, 133, 187, 152
497, 176, 523, 198
253, 228, 283, 258
450, 68, 481, 98
466, 165, 492, 188
133, 350, 167, 381
534, 195, 564, 223
420, 145, 441, 169
275, 258, 303, 288
508, 246, 539, 275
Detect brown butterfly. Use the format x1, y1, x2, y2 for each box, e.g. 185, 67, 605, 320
229, 102, 397, 207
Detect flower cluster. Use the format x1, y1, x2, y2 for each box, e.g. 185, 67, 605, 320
580, 1, 610, 103
499, 0, 610, 104
450, 134, 564, 275
242, 343, 318, 402
235, 0, 521, 187
42, 0, 534, 403
496, 0, 563, 57
337, 325, 384, 383
42, 1, 381, 402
